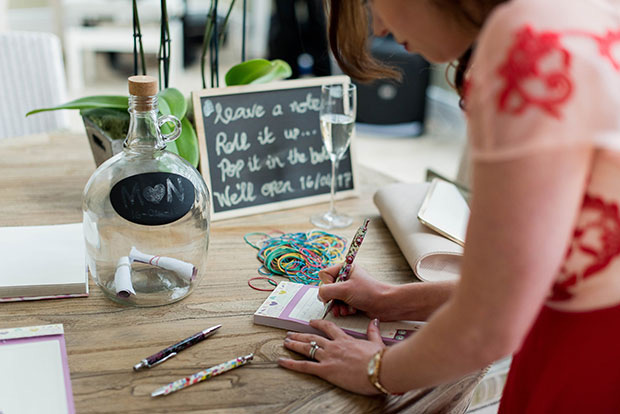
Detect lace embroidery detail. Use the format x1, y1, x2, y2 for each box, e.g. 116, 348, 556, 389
497, 26, 573, 119
564, 29, 620, 71
494, 25, 620, 119
551, 194, 620, 301
591, 30, 620, 71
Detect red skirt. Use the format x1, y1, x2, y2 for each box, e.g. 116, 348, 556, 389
498, 303, 620, 413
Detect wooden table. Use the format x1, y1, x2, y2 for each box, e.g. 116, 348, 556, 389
0, 133, 479, 413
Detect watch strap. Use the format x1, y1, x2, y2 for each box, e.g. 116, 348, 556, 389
367, 348, 392, 395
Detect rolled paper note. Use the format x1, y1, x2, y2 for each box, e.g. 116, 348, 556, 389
114, 256, 136, 298
129, 246, 198, 281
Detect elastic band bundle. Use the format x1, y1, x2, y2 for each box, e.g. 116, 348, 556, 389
244, 230, 347, 289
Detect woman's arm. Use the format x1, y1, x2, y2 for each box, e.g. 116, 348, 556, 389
280, 147, 591, 394
379, 146, 591, 392
317, 264, 456, 321
381, 281, 455, 321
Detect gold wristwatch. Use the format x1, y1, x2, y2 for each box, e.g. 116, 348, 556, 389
367, 348, 392, 395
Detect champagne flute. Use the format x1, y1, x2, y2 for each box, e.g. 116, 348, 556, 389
311, 83, 356, 229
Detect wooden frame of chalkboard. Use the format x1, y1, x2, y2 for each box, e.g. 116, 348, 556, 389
192, 76, 359, 221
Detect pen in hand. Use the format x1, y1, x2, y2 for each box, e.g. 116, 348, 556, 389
322, 218, 370, 318
151, 353, 254, 397
133, 324, 222, 371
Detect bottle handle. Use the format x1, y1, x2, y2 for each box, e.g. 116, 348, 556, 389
157, 115, 182, 143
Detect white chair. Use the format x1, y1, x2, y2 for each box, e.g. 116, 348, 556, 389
63, 20, 184, 92
0, 0, 7, 32
0, 31, 69, 139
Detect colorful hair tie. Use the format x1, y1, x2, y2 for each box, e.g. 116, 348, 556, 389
244, 230, 347, 287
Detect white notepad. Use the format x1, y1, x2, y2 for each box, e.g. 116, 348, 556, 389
254, 281, 424, 344
0, 324, 75, 414
417, 178, 469, 247
0, 223, 88, 301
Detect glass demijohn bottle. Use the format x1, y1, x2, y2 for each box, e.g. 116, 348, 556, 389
82, 76, 211, 306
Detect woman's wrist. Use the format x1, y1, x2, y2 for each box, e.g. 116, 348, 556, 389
367, 348, 401, 395
387, 281, 456, 321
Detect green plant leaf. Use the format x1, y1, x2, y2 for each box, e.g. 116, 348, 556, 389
158, 88, 187, 119
176, 117, 199, 167
225, 59, 292, 86
26, 96, 128, 116
158, 97, 172, 118
161, 117, 199, 168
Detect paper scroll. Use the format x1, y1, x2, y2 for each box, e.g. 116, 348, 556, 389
129, 247, 197, 281
114, 256, 135, 298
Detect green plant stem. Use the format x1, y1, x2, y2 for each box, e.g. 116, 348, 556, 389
213, 0, 219, 87
210, 31, 215, 88
132, 0, 146, 75
201, 1, 216, 89
242, 0, 246, 61
219, 0, 236, 47
159, 0, 171, 89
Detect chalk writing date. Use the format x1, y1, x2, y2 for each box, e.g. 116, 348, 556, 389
299, 172, 353, 191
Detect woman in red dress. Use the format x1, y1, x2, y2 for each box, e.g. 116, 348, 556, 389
278, 0, 620, 412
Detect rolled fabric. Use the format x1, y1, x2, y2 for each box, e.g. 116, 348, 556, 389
114, 256, 136, 298
129, 246, 197, 281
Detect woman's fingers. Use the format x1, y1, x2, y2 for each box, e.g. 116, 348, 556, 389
309, 319, 348, 340
318, 264, 343, 284
285, 332, 327, 346
278, 357, 322, 375
318, 280, 350, 304
283, 337, 324, 360
366, 318, 383, 344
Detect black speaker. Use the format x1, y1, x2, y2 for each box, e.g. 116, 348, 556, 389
355, 36, 430, 136
267, 0, 332, 78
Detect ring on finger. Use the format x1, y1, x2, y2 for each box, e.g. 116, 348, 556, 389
308, 340, 320, 360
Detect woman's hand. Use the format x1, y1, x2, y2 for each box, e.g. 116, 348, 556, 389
319, 264, 457, 321
318, 264, 397, 320
278, 318, 385, 395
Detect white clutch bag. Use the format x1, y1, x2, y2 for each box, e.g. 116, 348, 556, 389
373, 180, 469, 282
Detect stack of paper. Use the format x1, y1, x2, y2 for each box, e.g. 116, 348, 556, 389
0, 223, 88, 301
254, 281, 425, 344
0, 324, 75, 414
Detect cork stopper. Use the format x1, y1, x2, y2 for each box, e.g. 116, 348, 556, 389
128, 75, 158, 96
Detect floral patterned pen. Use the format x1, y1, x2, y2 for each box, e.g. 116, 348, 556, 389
322, 218, 371, 318
151, 353, 254, 397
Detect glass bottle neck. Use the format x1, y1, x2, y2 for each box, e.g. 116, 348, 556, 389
124, 95, 163, 150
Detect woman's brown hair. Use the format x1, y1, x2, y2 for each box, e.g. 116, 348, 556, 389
324, 0, 508, 98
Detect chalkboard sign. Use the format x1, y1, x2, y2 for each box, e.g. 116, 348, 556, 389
110, 172, 196, 225
192, 76, 358, 220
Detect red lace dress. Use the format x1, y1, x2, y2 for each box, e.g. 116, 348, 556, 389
466, 0, 620, 412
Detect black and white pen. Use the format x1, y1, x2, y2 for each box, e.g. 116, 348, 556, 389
133, 324, 221, 371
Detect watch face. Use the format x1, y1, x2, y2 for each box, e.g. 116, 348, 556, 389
368, 357, 377, 376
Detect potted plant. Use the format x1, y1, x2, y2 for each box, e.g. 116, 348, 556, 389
26, 0, 291, 168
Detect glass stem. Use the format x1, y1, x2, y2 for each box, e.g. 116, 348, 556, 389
328, 158, 338, 215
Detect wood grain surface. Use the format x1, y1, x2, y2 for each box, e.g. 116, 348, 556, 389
0, 133, 482, 413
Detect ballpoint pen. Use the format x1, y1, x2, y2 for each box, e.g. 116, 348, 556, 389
322, 218, 370, 318
133, 324, 222, 371
151, 353, 254, 397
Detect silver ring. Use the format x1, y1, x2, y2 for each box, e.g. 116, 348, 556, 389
308, 341, 320, 360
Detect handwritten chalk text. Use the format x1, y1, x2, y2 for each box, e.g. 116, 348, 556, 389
214, 102, 265, 125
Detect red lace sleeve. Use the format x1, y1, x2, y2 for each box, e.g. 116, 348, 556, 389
466, 4, 620, 161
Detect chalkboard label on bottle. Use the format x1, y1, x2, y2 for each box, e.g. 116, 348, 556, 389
110, 172, 196, 225
192, 76, 358, 221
